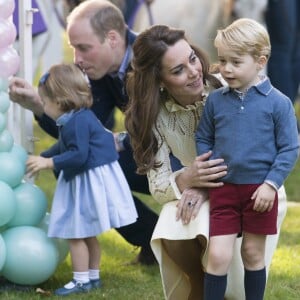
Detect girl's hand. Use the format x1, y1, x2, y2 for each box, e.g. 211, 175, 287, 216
176, 188, 208, 224
251, 183, 276, 212
26, 155, 54, 177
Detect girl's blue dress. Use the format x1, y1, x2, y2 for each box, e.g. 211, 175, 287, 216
48, 161, 138, 238
47, 110, 138, 239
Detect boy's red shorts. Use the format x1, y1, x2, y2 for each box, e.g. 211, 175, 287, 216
209, 183, 278, 237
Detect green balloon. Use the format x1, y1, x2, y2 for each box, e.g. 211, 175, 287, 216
0, 92, 10, 113
0, 152, 25, 188
8, 182, 47, 227
1, 226, 59, 285
0, 181, 16, 227
0, 234, 6, 271
0, 129, 14, 152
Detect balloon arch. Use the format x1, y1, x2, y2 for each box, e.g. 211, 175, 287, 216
1, 0, 34, 153
0, 0, 69, 287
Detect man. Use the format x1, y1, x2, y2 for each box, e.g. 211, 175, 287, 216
9, 0, 157, 265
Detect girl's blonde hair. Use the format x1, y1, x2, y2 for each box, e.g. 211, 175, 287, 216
214, 18, 271, 59
38, 63, 92, 112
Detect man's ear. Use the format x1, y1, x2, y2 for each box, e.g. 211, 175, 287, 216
106, 30, 119, 48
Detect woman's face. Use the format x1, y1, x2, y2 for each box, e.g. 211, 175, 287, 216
160, 39, 204, 106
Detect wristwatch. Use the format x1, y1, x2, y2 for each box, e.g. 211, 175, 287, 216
116, 131, 127, 151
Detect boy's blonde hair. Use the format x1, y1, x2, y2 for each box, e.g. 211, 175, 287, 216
214, 18, 271, 59
38, 63, 92, 112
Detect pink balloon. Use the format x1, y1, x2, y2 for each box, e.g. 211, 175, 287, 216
0, 0, 15, 19
0, 19, 17, 49
0, 46, 20, 78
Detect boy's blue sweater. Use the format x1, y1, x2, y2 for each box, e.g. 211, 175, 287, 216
196, 78, 299, 188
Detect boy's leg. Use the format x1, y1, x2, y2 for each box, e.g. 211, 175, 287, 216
204, 234, 236, 300
204, 184, 241, 300
241, 233, 267, 300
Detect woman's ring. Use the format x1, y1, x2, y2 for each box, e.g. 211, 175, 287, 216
188, 201, 195, 207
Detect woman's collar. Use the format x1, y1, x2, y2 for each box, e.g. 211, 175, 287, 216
164, 87, 208, 112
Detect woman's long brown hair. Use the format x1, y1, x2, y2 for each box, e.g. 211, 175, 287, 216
125, 25, 221, 174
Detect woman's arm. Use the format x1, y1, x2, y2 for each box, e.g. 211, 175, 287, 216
148, 133, 227, 205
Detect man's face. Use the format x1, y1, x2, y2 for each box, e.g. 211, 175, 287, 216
67, 18, 115, 80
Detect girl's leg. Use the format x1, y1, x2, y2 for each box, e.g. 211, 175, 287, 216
69, 238, 89, 273
241, 233, 266, 300
162, 236, 206, 300
54, 238, 91, 296
85, 236, 101, 269
85, 236, 102, 288
204, 234, 236, 300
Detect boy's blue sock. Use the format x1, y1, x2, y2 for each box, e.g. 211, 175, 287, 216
203, 272, 227, 300
244, 267, 266, 300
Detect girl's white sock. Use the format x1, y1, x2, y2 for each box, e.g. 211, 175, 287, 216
89, 268, 100, 280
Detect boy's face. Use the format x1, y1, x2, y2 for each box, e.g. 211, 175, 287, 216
217, 45, 266, 92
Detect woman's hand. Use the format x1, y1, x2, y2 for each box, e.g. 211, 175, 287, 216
176, 187, 208, 224
177, 151, 227, 191
9, 77, 44, 117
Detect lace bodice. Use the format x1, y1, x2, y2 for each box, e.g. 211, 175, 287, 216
147, 97, 205, 204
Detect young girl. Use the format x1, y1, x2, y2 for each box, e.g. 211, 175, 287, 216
195, 18, 299, 299
26, 63, 138, 296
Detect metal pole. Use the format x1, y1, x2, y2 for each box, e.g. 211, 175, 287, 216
8, 0, 35, 154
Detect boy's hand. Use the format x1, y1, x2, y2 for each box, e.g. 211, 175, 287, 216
251, 183, 276, 212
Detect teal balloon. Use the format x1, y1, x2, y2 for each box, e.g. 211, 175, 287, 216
0, 92, 10, 113
7, 182, 47, 227
0, 129, 14, 152
0, 234, 6, 271
38, 213, 69, 263
0, 152, 25, 187
10, 143, 28, 164
0, 78, 8, 92
0, 181, 16, 227
0, 113, 7, 133
0, 224, 8, 233
37, 212, 50, 232
1, 226, 59, 285
54, 238, 70, 264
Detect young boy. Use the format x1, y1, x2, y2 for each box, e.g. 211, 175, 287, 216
195, 18, 299, 300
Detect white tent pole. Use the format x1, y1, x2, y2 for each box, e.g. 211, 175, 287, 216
8, 0, 35, 154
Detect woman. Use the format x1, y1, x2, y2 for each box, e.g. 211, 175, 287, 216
125, 25, 287, 300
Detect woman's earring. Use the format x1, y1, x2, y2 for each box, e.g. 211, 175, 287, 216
160, 87, 164, 92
